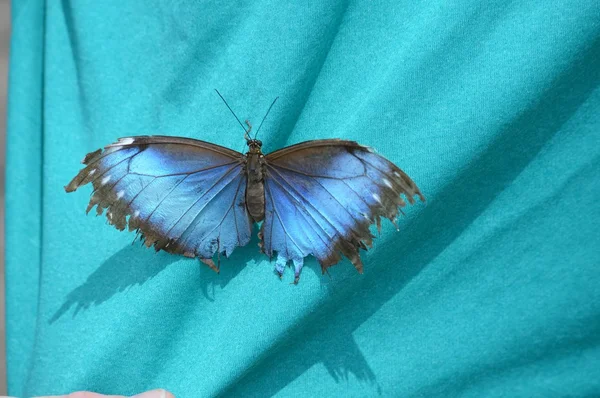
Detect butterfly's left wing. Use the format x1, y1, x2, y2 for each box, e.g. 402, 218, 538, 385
65, 136, 252, 270
261, 139, 424, 283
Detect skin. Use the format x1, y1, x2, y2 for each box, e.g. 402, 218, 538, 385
30, 389, 174, 398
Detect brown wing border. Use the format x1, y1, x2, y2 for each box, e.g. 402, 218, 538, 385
265, 139, 365, 161
108, 135, 243, 159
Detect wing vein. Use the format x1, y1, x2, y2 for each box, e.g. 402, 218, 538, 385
101, 171, 129, 200
264, 169, 344, 263
341, 178, 372, 210
84, 146, 134, 169
167, 164, 242, 241
89, 152, 139, 186
264, 180, 304, 255
128, 160, 240, 178
264, 163, 365, 179
231, 178, 246, 245
271, 182, 332, 256
109, 138, 242, 159
143, 174, 192, 225
193, 174, 246, 251
127, 177, 158, 209
349, 152, 392, 176
267, 165, 344, 240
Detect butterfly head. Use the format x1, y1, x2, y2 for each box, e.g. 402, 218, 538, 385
246, 138, 263, 154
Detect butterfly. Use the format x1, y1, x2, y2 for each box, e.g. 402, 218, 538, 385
65, 92, 424, 283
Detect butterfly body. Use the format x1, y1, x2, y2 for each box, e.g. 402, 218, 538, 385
244, 139, 266, 222
66, 135, 424, 283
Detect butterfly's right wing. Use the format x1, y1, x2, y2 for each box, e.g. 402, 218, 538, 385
65, 136, 252, 269
261, 139, 424, 282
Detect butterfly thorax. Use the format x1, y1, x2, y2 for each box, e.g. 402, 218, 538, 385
245, 141, 266, 222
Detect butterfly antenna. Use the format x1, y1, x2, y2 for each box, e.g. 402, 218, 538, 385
254, 96, 279, 139
214, 89, 249, 135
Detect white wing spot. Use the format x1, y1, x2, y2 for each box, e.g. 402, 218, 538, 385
383, 178, 392, 188
393, 171, 401, 177
120, 137, 135, 145
372, 193, 381, 203
117, 190, 125, 199
89, 169, 96, 176
107, 212, 113, 220
101, 175, 111, 185
134, 210, 140, 218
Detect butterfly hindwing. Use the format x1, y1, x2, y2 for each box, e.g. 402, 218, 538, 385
65, 136, 252, 269
261, 140, 424, 282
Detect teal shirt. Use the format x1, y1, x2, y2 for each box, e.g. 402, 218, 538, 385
7, 1, 600, 396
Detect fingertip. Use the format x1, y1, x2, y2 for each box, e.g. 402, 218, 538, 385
131, 389, 175, 398
33, 392, 108, 398
162, 390, 175, 398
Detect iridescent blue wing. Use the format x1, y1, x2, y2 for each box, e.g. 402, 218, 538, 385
260, 139, 424, 283
65, 136, 252, 271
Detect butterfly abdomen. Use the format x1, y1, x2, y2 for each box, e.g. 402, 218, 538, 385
245, 152, 266, 222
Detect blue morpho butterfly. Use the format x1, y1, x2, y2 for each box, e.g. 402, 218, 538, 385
65, 91, 425, 283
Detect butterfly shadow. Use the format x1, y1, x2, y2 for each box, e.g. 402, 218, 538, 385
216, 36, 600, 397
196, 228, 265, 301
49, 244, 179, 324
49, 239, 266, 394
49, 231, 266, 323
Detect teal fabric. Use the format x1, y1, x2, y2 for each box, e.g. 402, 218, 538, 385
6, 0, 600, 396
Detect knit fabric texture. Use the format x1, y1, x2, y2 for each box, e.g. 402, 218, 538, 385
6, 1, 600, 396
